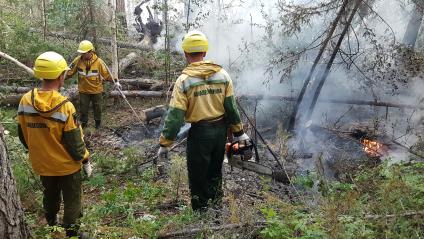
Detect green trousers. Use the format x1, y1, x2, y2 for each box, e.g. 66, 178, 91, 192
40, 170, 82, 236
186, 125, 227, 211
79, 93, 102, 123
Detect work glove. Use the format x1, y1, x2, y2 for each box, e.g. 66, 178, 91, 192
114, 81, 122, 90
157, 146, 169, 160
82, 161, 93, 178
233, 133, 250, 143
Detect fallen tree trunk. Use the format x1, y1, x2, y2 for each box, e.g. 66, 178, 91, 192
119, 78, 165, 90
109, 90, 166, 98
157, 221, 266, 239
119, 52, 138, 74
239, 94, 424, 110
1, 90, 169, 106
0, 86, 33, 94
0, 51, 34, 76
33, 29, 151, 50
141, 105, 166, 122
0, 126, 30, 238
0, 94, 24, 106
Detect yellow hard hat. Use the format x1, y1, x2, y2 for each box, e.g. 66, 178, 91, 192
33, 51, 70, 80
77, 40, 94, 53
182, 30, 209, 53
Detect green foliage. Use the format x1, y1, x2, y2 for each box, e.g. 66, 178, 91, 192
92, 146, 144, 175
293, 174, 314, 189
259, 161, 424, 238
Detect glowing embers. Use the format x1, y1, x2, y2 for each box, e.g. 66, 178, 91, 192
361, 138, 387, 157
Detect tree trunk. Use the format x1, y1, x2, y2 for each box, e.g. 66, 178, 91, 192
118, 52, 138, 74
287, 0, 350, 131
88, 0, 98, 48
141, 104, 166, 121
1, 89, 168, 106
110, 0, 119, 79
0, 126, 30, 238
109, 90, 167, 98
303, 0, 363, 126
403, 3, 424, 47
0, 51, 34, 76
41, 0, 47, 41
119, 78, 165, 90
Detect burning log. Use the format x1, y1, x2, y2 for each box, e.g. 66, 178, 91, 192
361, 138, 387, 158
118, 52, 138, 74
141, 105, 166, 122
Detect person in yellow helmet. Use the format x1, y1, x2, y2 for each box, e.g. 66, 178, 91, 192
16, 51, 91, 238
157, 31, 249, 212
66, 40, 121, 128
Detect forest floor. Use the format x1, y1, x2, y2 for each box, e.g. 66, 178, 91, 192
1, 95, 424, 238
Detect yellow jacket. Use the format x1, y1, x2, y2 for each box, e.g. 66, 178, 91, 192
67, 53, 112, 94
16, 89, 89, 176
159, 61, 244, 147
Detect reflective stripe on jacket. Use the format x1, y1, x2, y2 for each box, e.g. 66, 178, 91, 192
16, 89, 89, 176
159, 61, 243, 147
67, 53, 112, 94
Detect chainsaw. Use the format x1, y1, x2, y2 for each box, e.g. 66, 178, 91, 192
225, 139, 259, 162
225, 139, 288, 183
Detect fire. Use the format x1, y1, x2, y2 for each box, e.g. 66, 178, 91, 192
361, 138, 385, 157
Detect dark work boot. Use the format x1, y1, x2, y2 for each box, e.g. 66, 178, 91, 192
45, 214, 58, 226
65, 225, 79, 238
95, 120, 101, 129
81, 122, 87, 129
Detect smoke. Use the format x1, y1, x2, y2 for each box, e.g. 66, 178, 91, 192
160, 0, 424, 165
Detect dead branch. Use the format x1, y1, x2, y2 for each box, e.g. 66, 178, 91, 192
364, 210, 424, 220
0, 51, 34, 76
157, 221, 266, 239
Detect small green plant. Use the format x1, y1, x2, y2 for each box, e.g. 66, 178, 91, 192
168, 154, 188, 201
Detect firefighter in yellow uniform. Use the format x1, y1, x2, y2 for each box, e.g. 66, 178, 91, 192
158, 31, 250, 211
17, 52, 91, 238
67, 40, 121, 128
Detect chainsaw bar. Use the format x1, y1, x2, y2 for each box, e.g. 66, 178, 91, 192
226, 156, 289, 184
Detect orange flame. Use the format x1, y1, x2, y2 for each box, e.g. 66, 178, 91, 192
361, 138, 385, 157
